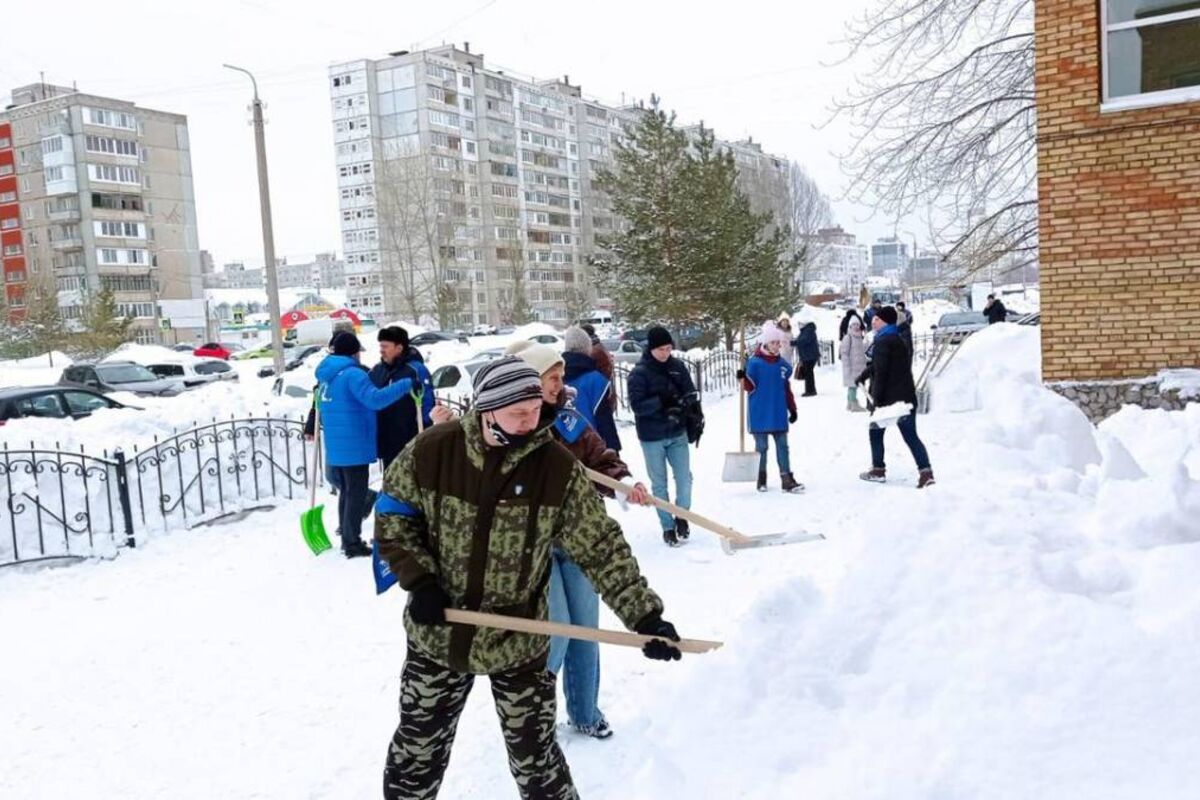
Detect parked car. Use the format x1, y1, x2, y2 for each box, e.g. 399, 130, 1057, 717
257, 344, 326, 378
602, 338, 644, 364
146, 357, 239, 388
0, 385, 132, 425
931, 311, 989, 343
232, 341, 296, 360
621, 328, 650, 347
496, 326, 516, 335
527, 333, 564, 347
193, 342, 238, 360
472, 347, 508, 361
429, 359, 493, 405
171, 343, 197, 353
410, 330, 470, 347
471, 323, 498, 336
59, 361, 183, 397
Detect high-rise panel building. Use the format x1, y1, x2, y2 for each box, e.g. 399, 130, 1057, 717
804, 226, 869, 294
329, 44, 790, 325
870, 237, 909, 279
0, 83, 203, 342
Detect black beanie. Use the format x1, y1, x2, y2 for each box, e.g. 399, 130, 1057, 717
378, 326, 409, 347
330, 331, 364, 355
877, 306, 899, 326
646, 326, 673, 350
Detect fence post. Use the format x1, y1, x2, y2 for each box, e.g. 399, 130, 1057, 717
113, 448, 136, 548
695, 359, 704, 403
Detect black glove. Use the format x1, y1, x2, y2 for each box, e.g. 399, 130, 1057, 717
735, 368, 746, 381
788, 408, 798, 424
408, 576, 451, 625
866, 399, 876, 414
635, 613, 682, 661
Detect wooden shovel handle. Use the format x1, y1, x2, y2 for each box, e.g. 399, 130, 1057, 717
444, 608, 722, 654
583, 467, 754, 545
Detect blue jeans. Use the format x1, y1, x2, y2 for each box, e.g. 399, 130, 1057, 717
546, 547, 602, 727
869, 411, 931, 471
640, 433, 692, 531
753, 432, 791, 474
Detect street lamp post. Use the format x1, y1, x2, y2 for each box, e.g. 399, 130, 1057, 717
224, 64, 285, 381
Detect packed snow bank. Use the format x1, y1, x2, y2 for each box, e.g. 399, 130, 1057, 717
102, 343, 187, 365
934, 324, 1099, 473
0, 351, 73, 387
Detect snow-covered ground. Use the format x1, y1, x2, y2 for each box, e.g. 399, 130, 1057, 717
2, 324, 1198, 798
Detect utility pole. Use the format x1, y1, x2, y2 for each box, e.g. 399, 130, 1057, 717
224, 64, 285, 380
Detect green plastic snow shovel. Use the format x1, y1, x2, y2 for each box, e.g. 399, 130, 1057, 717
300, 404, 332, 555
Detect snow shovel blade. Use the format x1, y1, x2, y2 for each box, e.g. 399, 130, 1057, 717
722, 451, 759, 482
300, 503, 332, 555
720, 530, 825, 555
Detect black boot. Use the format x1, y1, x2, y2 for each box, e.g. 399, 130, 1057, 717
674, 517, 690, 541
780, 472, 805, 494
662, 527, 680, 547
756, 471, 767, 492
342, 540, 371, 559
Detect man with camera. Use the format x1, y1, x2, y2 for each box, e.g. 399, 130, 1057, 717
627, 326, 704, 546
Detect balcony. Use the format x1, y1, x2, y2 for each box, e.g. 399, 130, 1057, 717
51, 237, 84, 251
47, 208, 81, 223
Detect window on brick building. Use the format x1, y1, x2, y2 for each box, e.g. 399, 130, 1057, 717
1102, 1, 1200, 109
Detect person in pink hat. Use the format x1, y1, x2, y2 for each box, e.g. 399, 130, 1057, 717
736, 321, 804, 493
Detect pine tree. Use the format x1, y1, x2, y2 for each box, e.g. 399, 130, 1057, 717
78, 287, 134, 357
593, 105, 799, 344
5, 286, 70, 359
591, 100, 700, 327
687, 127, 799, 348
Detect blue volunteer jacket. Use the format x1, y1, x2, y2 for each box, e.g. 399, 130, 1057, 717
744, 347, 796, 434
562, 350, 621, 452
315, 354, 413, 467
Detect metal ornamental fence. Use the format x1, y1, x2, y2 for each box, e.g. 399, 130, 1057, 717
2, 416, 310, 568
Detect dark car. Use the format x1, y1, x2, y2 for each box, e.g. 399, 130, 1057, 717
257, 344, 325, 378
409, 330, 469, 347
59, 361, 183, 397
0, 386, 130, 425
931, 311, 988, 344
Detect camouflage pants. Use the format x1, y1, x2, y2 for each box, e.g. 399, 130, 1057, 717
383, 645, 579, 800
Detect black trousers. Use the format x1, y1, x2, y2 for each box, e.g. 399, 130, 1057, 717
797, 360, 818, 395
331, 464, 370, 548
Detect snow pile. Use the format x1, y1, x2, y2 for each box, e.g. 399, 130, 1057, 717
102, 343, 190, 365
1159, 368, 1200, 400
0, 351, 73, 387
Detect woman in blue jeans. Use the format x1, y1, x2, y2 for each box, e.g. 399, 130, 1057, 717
503, 342, 651, 738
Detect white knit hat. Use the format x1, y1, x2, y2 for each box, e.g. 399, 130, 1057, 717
512, 342, 563, 376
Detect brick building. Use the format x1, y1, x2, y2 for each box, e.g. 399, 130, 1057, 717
1035, 1, 1200, 420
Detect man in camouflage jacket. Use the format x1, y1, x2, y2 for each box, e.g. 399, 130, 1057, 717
376, 357, 682, 800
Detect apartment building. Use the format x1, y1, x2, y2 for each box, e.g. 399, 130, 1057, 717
870, 237, 909, 279
0, 83, 203, 342
329, 44, 791, 326
203, 252, 345, 291
804, 225, 870, 294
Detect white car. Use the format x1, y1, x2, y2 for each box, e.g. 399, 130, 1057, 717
527, 333, 564, 348
472, 323, 498, 336
145, 357, 239, 389
429, 359, 493, 407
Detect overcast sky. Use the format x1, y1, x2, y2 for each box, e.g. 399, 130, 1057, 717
1, 0, 910, 268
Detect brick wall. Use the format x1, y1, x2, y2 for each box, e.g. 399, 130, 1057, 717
1035, 0, 1200, 382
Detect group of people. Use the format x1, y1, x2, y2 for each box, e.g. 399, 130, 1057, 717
303, 308, 934, 798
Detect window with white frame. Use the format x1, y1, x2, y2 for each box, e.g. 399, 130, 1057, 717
1102, 1, 1200, 107
95, 221, 145, 238
86, 135, 138, 157
86, 107, 137, 130
88, 164, 140, 184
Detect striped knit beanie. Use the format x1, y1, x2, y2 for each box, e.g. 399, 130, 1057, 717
472, 356, 544, 412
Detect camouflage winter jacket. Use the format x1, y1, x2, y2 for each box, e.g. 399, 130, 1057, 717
375, 410, 663, 675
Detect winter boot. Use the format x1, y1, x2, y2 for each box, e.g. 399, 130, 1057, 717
850, 403, 868, 413
780, 472, 805, 494
674, 517, 691, 541
756, 471, 768, 492
917, 469, 936, 489
662, 527, 681, 547
572, 717, 614, 740
342, 540, 372, 559
859, 467, 887, 483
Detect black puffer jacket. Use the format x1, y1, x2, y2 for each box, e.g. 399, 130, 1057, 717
627, 351, 699, 443
866, 330, 917, 407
